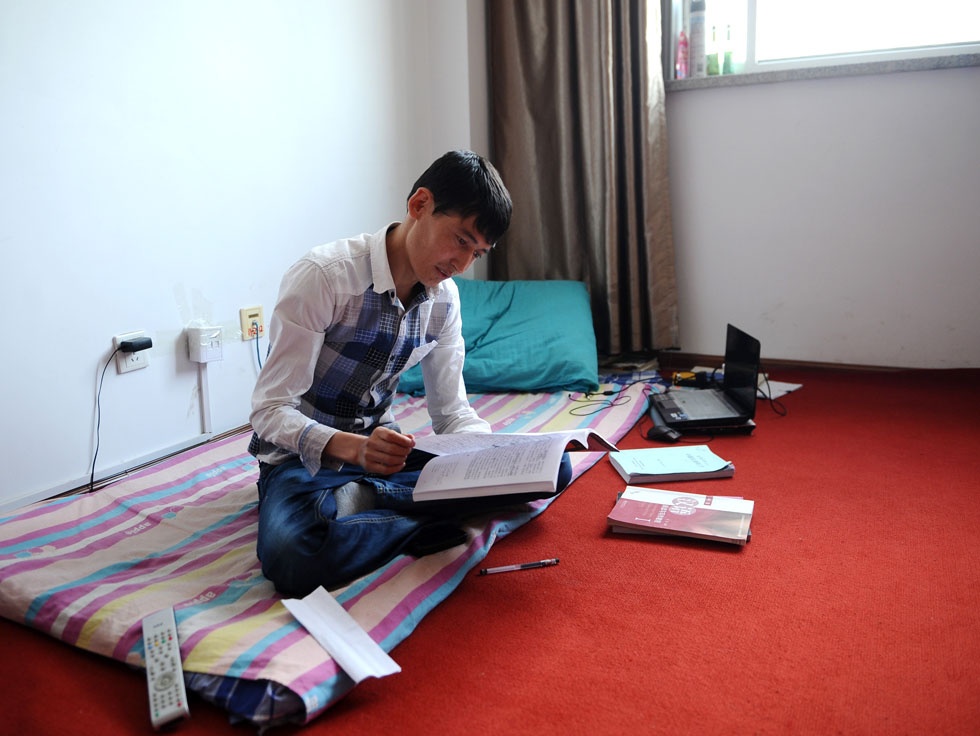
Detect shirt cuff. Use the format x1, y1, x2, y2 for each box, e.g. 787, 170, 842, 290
298, 423, 339, 477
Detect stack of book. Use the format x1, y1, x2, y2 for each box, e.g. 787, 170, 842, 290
606, 445, 753, 545
607, 486, 754, 546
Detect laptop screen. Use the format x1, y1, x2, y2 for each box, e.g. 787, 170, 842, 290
722, 324, 761, 417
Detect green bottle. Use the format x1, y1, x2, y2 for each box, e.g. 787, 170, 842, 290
706, 25, 720, 75
723, 24, 734, 74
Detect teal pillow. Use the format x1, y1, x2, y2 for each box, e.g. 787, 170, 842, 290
398, 278, 599, 395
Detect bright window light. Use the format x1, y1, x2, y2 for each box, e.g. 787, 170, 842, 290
756, 0, 980, 62
668, 0, 980, 79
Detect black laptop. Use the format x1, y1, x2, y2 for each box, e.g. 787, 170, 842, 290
650, 324, 761, 430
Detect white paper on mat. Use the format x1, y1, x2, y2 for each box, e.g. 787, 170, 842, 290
283, 586, 401, 683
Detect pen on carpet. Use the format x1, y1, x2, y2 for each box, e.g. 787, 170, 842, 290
479, 558, 560, 576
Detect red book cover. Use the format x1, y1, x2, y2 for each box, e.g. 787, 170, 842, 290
607, 486, 753, 545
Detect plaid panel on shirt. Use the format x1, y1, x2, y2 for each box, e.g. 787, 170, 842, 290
301, 289, 445, 434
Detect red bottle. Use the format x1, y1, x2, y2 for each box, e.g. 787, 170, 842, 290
675, 30, 689, 80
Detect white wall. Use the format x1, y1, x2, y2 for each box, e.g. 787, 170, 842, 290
0, 0, 488, 510
666, 65, 980, 367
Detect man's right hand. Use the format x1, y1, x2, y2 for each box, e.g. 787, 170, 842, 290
324, 427, 415, 475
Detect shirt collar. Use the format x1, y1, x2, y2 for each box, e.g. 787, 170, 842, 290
369, 223, 436, 307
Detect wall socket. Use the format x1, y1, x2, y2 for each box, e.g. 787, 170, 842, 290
187, 325, 223, 363
239, 306, 265, 341
113, 331, 150, 374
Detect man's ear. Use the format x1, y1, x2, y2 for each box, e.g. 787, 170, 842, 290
407, 187, 432, 220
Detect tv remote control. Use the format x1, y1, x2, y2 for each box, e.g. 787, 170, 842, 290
142, 606, 190, 729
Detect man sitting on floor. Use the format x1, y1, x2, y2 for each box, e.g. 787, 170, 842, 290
248, 150, 571, 596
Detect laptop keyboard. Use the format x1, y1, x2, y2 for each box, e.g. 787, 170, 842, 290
667, 390, 741, 420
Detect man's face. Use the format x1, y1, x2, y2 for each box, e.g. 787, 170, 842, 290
407, 189, 492, 288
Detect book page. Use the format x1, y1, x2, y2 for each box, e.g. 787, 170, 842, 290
413, 428, 615, 457
414, 435, 564, 496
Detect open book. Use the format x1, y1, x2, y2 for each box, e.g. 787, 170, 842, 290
411, 429, 616, 503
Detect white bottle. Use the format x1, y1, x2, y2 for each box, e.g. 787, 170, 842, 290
689, 0, 706, 78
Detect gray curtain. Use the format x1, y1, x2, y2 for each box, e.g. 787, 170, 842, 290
488, 0, 679, 357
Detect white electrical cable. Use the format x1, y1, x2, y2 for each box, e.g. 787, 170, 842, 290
197, 362, 213, 436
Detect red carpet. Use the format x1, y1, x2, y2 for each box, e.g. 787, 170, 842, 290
3, 367, 979, 734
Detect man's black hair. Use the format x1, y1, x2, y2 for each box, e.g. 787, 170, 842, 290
408, 150, 512, 245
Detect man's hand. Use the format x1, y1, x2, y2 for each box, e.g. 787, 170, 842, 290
358, 426, 415, 474
324, 427, 415, 475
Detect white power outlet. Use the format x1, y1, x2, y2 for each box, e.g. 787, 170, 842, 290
187, 325, 223, 363
113, 331, 151, 374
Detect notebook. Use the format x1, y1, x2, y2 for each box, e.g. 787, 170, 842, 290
651, 324, 761, 430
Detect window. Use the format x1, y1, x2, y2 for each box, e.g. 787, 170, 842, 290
667, 0, 980, 80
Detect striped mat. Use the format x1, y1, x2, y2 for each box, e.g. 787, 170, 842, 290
0, 380, 651, 726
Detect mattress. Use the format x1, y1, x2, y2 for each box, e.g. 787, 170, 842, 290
0, 377, 653, 727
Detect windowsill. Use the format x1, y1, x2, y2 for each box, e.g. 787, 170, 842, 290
666, 52, 980, 92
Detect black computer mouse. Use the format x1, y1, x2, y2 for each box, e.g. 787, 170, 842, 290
646, 425, 682, 443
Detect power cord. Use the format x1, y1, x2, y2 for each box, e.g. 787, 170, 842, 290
89, 337, 154, 492
90, 349, 118, 491
253, 320, 264, 369
756, 368, 788, 416
671, 367, 723, 388
566, 378, 649, 416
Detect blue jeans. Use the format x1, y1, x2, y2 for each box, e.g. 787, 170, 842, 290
256, 449, 573, 596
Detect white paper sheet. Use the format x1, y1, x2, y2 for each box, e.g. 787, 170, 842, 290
283, 586, 401, 683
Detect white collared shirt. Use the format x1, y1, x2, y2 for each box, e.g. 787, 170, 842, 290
249, 225, 490, 476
